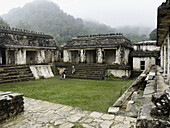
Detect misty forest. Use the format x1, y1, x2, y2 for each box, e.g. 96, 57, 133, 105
0, 0, 156, 46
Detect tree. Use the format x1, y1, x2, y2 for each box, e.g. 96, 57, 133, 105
149, 29, 157, 40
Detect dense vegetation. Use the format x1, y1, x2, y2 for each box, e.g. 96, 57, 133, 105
149, 28, 157, 40
2, 0, 152, 45
0, 77, 131, 112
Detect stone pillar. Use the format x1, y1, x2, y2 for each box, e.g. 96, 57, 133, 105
80, 49, 86, 63
97, 48, 103, 63
15, 49, 26, 65
0, 50, 2, 64
51, 50, 55, 62
164, 45, 167, 75
36, 50, 45, 64
161, 45, 164, 68
115, 47, 121, 64
63, 50, 70, 62
168, 35, 170, 80
124, 49, 129, 65
5, 49, 8, 64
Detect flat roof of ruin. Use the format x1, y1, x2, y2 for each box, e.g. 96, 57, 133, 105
63, 33, 132, 49
0, 44, 57, 50
133, 40, 157, 45
0, 27, 53, 39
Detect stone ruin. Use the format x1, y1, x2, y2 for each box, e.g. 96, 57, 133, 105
0, 27, 58, 65
151, 92, 170, 117
62, 33, 133, 79
108, 65, 170, 128
0, 92, 24, 121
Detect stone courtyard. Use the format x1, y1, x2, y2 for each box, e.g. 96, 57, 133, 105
0, 97, 136, 128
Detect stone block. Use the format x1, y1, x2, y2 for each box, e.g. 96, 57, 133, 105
115, 116, 125, 122
100, 120, 114, 128
89, 111, 103, 118
101, 114, 115, 120
0, 92, 24, 121
108, 107, 119, 114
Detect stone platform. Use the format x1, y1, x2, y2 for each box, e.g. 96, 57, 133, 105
0, 97, 136, 128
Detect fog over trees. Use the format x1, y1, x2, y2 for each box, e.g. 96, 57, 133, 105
1, 0, 155, 45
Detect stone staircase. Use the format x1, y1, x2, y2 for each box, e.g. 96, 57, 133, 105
67, 65, 106, 80
55, 62, 107, 80
0, 65, 34, 84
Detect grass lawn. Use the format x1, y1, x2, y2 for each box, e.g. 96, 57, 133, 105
0, 77, 132, 113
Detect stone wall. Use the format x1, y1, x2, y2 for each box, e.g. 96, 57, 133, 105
107, 69, 131, 78
0, 92, 24, 121
133, 57, 156, 71
29, 65, 54, 79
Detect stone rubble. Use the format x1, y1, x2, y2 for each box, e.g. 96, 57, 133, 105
151, 92, 170, 116
0, 97, 137, 128
0, 92, 24, 121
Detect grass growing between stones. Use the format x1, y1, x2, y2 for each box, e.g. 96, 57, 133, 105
0, 77, 131, 113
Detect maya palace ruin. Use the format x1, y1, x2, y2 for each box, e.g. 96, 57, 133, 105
0, 0, 170, 127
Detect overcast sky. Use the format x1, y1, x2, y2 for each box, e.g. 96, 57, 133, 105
0, 0, 166, 29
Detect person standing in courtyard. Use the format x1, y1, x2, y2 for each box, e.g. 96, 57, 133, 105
63, 69, 66, 79
59, 70, 63, 80
72, 66, 75, 75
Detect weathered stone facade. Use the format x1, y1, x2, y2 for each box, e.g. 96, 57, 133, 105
63, 33, 132, 65
62, 33, 132, 78
0, 27, 59, 65
131, 41, 160, 72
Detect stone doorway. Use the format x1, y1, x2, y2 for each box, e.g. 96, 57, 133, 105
71, 50, 79, 63
26, 51, 37, 64
104, 49, 116, 64
86, 50, 96, 63
8, 50, 15, 64
1, 49, 6, 64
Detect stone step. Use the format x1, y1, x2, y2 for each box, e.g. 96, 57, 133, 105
3, 67, 29, 71
0, 70, 32, 77
66, 75, 103, 80
0, 65, 35, 84
0, 74, 33, 80
0, 76, 35, 84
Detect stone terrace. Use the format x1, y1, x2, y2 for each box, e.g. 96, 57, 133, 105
0, 97, 136, 128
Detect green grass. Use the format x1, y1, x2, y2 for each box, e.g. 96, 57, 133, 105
0, 77, 131, 113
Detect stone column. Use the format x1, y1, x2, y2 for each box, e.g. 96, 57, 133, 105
161, 45, 164, 68
5, 49, 8, 64
168, 35, 170, 80
16, 49, 26, 65
51, 50, 55, 63
115, 47, 121, 64
164, 44, 167, 75
22, 49, 26, 64
80, 49, 86, 63
63, 50, 70, 62
97, 48, 103, 63
0, 50, 2, 64
36, 50, 45, 64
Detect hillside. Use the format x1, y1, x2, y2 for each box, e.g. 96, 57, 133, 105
2, 0, 115, 45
